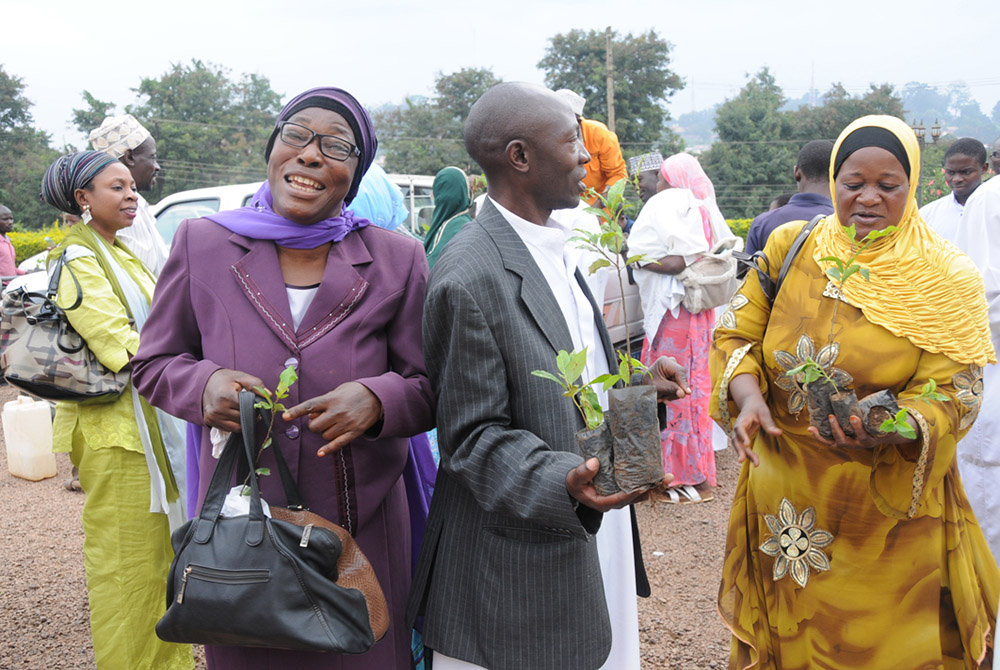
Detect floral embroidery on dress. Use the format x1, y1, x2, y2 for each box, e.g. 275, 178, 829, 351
953, 364, 983, 431
773, 334, 853, 415
759, 498, 833, 588
718, 293, 749, 331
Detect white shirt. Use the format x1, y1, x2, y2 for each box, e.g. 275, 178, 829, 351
490, 197, 610, 390
550, 200, 611, 308
920, 192, 964, 242
116, 195, 170, 276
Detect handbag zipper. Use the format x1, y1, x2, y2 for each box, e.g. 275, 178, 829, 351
176, 564, 271, 604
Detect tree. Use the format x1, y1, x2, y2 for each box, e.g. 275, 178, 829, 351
788, 83, 904, 142
700, 68, 796, 218
71, 90, 117, 138
373, 68, 500, 175
0, 65, 59, 229
538, 29, 684, 148
128, 60, 283, 199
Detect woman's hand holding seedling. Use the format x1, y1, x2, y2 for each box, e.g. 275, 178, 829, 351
202, 368, 268, 432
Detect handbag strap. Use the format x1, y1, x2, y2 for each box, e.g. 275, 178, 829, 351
734, 214, 823, 307
193, 390, 267, 546
47, 251, 84, 311
234, 405, 307, 511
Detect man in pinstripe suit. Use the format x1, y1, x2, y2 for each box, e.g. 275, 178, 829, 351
407, 83, 687, 670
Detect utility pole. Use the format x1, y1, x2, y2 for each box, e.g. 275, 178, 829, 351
605, 26, 615, 133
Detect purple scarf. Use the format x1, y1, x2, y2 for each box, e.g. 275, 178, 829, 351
205, 182, 370, 249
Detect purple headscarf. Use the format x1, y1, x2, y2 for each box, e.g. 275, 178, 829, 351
207, 87, 378, 249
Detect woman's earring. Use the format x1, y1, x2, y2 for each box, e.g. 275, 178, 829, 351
81, 205, 92, 225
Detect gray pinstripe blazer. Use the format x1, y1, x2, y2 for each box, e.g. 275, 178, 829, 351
407, 200, 633, 670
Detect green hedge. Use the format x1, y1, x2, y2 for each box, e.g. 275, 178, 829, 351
727, 218, 752, 241
9, 221, 66, 265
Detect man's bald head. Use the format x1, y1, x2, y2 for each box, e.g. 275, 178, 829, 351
463, 83, 590, 222
464, 83, 571, 177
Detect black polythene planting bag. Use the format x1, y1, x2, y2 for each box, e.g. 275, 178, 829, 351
155, 391, 379, 653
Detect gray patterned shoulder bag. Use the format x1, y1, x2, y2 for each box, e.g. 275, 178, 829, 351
0, 251, 129, 403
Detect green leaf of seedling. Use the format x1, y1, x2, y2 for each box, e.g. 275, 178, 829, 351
880, 418, 895, 433
262, 437, 272, 450
254, 400, 270, 409
599, 231, 620, 248
556, 350, 572, 375
582, 208, 607, 219
865, 226, 897, 241
580, 387, 604, 431
591, 373, 621, 392
273, 403, 285, 413
252, 385, 272, 401
255, 467, 271, 477
785, 363, 811, 376
589, 258, 612, 274
858, 268, 870, 282
925, 379, 937, 392
275, 364, 298, 398
802, 368, 823, 384
532, 369, 564, 386
844, 223, 857, 241
619, 357, 630, 381
608, 179, 627, 201
840, 266, 859, 283
624, 254, 648, 266
240, 485, 251, 496
825, 267, 842, 283
563, 348, 588, 384
896, 422, 917, 440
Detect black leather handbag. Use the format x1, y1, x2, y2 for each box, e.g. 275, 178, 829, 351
156, 391, 389, 653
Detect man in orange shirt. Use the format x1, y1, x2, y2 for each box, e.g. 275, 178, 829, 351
556, 89, 627, 205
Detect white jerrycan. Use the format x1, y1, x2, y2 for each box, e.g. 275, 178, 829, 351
2, 395, 57, 481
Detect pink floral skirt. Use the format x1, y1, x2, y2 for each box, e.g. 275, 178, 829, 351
641, 307, 716, 487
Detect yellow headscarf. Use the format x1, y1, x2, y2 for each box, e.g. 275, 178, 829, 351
811, 115, 995, 366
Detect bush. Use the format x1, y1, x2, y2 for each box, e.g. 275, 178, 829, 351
727, 218, 752, 241
9, 221, 66, 264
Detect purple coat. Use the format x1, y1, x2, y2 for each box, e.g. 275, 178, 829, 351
132, 217, 434, 669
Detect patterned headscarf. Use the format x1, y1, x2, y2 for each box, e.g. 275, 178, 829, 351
628, 152, 664, 177
811, 115, 994, 365
89, 114, 152, 158
40, 151, 120, 215
264, 87, 377, 204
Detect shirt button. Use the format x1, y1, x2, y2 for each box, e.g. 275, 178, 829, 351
283, 357, 298, 369
284, 425, 300, 439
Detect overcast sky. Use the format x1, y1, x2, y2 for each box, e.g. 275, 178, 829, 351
6, 0, 1000, 148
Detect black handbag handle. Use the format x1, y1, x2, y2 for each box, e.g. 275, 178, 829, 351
193, 391, 268, 546
47, 251, 84, 311
734, 214, 823, 307
233, 403, 307, 511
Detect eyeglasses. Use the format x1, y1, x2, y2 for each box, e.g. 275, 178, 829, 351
278, 121, 360, 162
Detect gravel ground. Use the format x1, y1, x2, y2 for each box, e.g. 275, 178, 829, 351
0, 383, 734, 669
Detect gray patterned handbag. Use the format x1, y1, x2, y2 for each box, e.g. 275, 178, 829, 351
0, 251, 129, 403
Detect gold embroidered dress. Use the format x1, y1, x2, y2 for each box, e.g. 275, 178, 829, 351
710, 116, 999, 670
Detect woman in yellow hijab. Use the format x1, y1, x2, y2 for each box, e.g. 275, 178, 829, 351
710, 115, 998, 669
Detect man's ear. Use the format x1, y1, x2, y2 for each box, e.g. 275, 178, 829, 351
505, 139, 530, 174
121, 149, 136, 168
793, 166, 803, 184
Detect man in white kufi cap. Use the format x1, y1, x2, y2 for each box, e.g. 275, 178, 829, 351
90, 115, 170, 275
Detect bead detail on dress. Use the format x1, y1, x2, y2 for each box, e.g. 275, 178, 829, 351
759, 498, 833, 588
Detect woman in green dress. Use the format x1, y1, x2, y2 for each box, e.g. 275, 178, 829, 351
40, 151, 192, 670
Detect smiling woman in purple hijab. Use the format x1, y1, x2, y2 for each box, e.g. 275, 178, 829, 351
132, 87, 434, 669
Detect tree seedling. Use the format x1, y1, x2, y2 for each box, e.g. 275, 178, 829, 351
532, 349, 604, 431
571, 178, 649, 382
239, 364, 298, 491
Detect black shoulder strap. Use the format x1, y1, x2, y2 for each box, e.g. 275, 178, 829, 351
734, 214, 823, 307
773, 214, 823, 303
